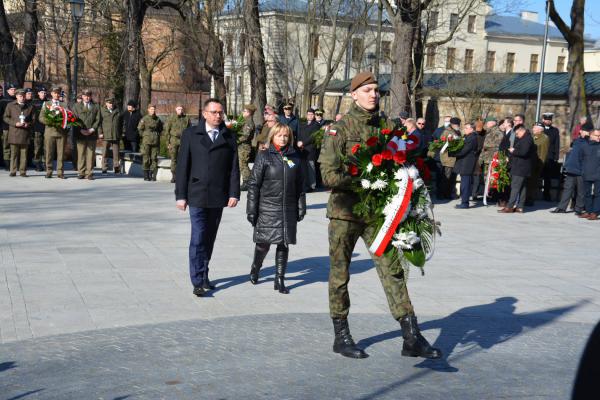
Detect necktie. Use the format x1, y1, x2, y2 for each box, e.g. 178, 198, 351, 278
210, 129, 218, 142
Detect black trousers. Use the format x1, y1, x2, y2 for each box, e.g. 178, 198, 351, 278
508, 175, 527, 209
556, 174, 584, 212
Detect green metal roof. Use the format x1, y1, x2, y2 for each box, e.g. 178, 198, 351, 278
320, 72, 600, 98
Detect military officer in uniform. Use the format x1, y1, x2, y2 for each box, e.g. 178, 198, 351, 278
1, 83, 17, 169
31, 87, 47, 171
72, 89, 101, 180
527, 122, 550, 205
3, 89, 34, 176
165, 104, 191, 183
238, 103, 256, 190
39, 87, 69, 179
138, 104, 163, 181
99, 98, 122, 174
318, 71, 441, 360
541, 112, 561, 201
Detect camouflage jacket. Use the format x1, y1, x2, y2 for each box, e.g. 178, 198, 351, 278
238, 116, 255, 146
439, 127, 460, 168
318, 102, 395, 222
138, 114, 163, 146
164, 114, 190, 146
478, 126, 504, 166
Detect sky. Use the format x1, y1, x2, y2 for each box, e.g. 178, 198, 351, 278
500, 0, 600, 42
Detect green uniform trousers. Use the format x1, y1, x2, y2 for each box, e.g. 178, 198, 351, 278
142, 143, 159, 173
238, 144, 252, 182
10, 144, 28, 174
328, 219, 414, 320
2, 130, 10, 164
169, 144, 179, 173
33, 132, 44, 163
45, 134, 67, 175
76, 138, 96, 177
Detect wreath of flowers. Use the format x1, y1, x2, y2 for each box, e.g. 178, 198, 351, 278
43, 105, 82, 130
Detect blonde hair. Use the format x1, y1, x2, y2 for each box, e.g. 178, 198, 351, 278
267, 123, 294, 145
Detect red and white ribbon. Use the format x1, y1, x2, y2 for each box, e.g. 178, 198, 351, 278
369, 167, 413, 257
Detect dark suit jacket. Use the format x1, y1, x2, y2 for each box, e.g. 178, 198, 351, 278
451, 133, 477, 175
175, 122, 240, 208
510, 132, 535, 177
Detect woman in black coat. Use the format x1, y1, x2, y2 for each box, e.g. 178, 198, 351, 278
246, 123, 306, 293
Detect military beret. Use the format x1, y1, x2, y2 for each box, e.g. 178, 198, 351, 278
450, 117, 461, 125
399, 111, 409, 119
15, 89, 26, 95
542, 113, 554, 120
127, 100, 137, 107
350, 71, 377, 92
244, 104, 256, 113
582, 122, 594, 132
51, 86, 62, 93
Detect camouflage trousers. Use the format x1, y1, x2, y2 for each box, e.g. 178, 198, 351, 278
142, 143, 159, 173
169, 144, 179, 173
328, 219, 414, 320
238, 144, 251, 182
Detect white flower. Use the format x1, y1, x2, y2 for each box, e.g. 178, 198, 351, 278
371, 179, 388, 190
391, 231, 421, 250
366, 163, 373, 172
361, 179, 371, 189
380, 171, 386, 177
413, 178, 424, 190
394, 168, 407, 182
407, 166, 420, 180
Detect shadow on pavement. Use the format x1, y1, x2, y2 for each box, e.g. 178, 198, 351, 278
306, 203, 327, 210
0, 361, 17, 373
358, 297, 585, 374
6, 389, 45, 400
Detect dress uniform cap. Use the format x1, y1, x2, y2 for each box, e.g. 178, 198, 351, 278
24, 88, 33, 93
37, 86, 47, 92
581, 121, 595, 131
450, 117, 461, 125
15, 89, 26, 95
350, 71, 378, 91
542, 112, 554, 120
82, 89, 92, 96
283, 103, 293, 110
244, 104, 256, 113
51, 86, 62, 93
6, 83, 16, 90
315, 109, 324, 115
105, 98, 114, 104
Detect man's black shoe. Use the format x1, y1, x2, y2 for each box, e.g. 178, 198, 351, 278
455, 203, 469, 209
332, 318, 368, 359
574, 210, 584, 216
550, 208, 566, 214
202, 280, 216, 290
400, 314, 442, 359
193, 287, 206, 297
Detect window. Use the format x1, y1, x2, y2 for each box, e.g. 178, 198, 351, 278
312, 35, 319, 59
239, 34, 246, 58
428, 11, 439, 30
485, 51, 496, 72
446, 47, 456, 70
426, 46, 436, 68
225, 33, 233, 56
236, 76, 241, 94
468, 15, 476, 33
557, 56, 566, 72
464, 49, 474, 71
381, 40, 391, 61
351, 38, 364, 63
530, 54, 539, 72
505, 52, 515, 73
450, 13, 459, 31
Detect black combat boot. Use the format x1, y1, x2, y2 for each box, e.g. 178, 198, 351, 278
400, 314, 442, 359
143, 170, 150, 181
273, 245, 289, 294
250, 243, 269, 284
201, 261, 216, 290
151, 169, 157, 181
170, 171, 176, 183
332, 318, 368, 359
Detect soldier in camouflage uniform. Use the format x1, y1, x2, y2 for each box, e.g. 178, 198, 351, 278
238, 104, 256, 190
138, 104, 163, 181
318, 71, 441, 360
478, 119, 504, 177
165, 104, 191, 183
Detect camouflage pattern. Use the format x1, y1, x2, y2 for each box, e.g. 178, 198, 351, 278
238, 115, 255, 182
439, 127, 458, 168
527, 132, 550, 202
164, 113, 190, 173
478, 127, 503, 166
138, 114, 163, 173
318, 102, 414, 320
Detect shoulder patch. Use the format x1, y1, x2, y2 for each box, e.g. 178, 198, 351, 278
328, 129, 337, 136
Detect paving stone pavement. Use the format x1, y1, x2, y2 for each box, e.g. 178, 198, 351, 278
1, 166, 599, 399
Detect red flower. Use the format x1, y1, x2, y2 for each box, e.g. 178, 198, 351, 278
371, 154, 383, 167
351, 143, 361, 154
381, 150, 393, 160
393, 151, 406, 165
348, 164, 359, 176
387, 141, 398, 151
492, 173, 499, 179
441, 136, 447, 142
381, 128, 392, 135
434, 139, 439, 143
393, 130, 404, 137
366, 136, 378, 147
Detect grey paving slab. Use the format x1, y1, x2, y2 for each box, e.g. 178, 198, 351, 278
1, 167, 599, 398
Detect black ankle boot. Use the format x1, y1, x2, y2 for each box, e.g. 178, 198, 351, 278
143, 170, 150, 181
400, 314, 442, 359
332, 318, 368, 359
201, 261, 215, 290
273, 246, 289, 294
151, 170, 157, 181
250, 244, 269, 284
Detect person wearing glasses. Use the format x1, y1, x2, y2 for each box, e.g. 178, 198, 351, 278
175, 98, 240, 297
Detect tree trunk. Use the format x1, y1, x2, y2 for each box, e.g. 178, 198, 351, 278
123, 0, 145, 110
0, 0, 39, 86
389, 9, 418, 116
139, 42, 151, 112
243, 0, 267, 122
64, 50, 72, 102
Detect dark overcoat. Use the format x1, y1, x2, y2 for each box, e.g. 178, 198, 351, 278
451, 133, 478, 176
509, 132, 535, 177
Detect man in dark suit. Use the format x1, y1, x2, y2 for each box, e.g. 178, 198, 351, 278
175, 98, 240, 297
450, 122, 478, 209
298, 108, 320, 191
499, 124, 535, 213
122, 100, 142, 152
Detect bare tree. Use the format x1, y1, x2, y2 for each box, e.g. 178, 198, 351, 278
549, 0, 586, 132
242, 0, 267, 120
0, 0, 39, 86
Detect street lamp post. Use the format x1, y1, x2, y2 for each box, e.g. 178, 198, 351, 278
70, 0, 85, 103
535, 0, 551, 122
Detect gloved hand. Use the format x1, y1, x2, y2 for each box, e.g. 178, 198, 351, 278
247, 214, 256, 226
297, 214, 304, 222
